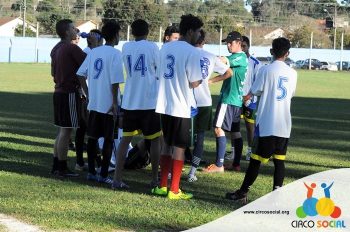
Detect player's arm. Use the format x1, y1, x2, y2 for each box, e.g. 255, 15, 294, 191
76, 55, 89, 99
250, 67, 265, 96
108, 83, 119, 118
208, 68, 233, 84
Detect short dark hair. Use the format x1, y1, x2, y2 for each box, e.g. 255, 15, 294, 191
196, 29, 206, 44
242, 36, 250, 47
131, 19, 149, 37
87, 29, 102, 46
179, 14, 203, 36
101, 20, 121, 42
163, 25, 179, 42
272, 37, 291, 58
56, 19, 73, 39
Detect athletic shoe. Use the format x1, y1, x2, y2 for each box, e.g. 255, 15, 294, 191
225, 190, 248, 204
246, 151, 251, 161
111, 181, 130, 190
98, 176, 113, 184
57, 169, 79, 178
87, 173, 98, 181
167, 189, 193, 200
187, 174, 198, 182
75, 163, 88, 171
151, 186, 167, 196
202, 164, 224, 173
224, 164, 241, 172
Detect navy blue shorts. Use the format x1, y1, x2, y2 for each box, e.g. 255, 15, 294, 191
213, 103, 241, 132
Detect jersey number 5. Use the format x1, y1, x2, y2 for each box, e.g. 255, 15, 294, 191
277, 76, 288, 100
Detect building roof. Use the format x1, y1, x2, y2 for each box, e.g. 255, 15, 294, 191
75, 20, 98, 27
0, 17, 18, 26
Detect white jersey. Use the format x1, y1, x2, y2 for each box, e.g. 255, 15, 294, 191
77, 45, 124, 114
251, 60, 297, 138
194, 48, 229, 107
121, 40, 160, 110
156, 41, 202, 118
243, 56, 262, 106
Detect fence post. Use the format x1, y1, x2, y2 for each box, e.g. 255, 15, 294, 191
159, 26, 162, 43
127, 25, 130, 42
308, 32, 313, 70
8, 39, 12, 63
219, 27, 222, 56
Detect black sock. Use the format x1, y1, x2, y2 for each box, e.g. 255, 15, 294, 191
100, 139, 113, 178
87, 138, 97, 175
51, 157, 59, 172
75, 121, 86, 166
233, 137, 243, 166
273, 159, 285, 190
58, 160, 67, 172
240, 159, 261, 193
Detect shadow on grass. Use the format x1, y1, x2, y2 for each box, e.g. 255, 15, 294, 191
1, 91, 350, 230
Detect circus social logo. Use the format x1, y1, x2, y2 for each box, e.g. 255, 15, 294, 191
291, 182, 346, 229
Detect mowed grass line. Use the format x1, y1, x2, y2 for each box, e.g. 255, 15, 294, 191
0, 63, 349, 231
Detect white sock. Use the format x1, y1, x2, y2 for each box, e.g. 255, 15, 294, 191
189, 166, 197, 176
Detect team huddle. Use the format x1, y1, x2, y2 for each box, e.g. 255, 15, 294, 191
50, 14, 297, 201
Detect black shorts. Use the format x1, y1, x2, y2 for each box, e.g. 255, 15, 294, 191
87, 111, 114, 140
53, 92, 81, 128
194, 106, 212, 132
242, 105, 256, 124
213, 103, 241, 132
122, 109, 161, 139
161, 114, 192, 148
251, 136, 289, 164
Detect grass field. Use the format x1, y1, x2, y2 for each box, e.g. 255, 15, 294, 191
0, 63, 349, 232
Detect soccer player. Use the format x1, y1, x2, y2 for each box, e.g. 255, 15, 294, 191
82, 29, 103, 54
203, 31, 248, 173
50, 19, 86, 177
112, 19, 161, 189
77, 20, 124, 184
226, 37, 297, 203
226, 35, 262, 164
187, 29, 232, 182
153, 14, 203, 200
163, 25, 180, 43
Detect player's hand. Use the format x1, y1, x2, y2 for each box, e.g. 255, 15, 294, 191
243, 93, 252, 102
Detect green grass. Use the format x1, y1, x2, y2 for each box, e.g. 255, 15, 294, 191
0, 63, 349, 231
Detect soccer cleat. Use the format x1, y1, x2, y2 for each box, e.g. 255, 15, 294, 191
225, 190, 248, 204
202, 164, 224, 173
75, 163, 88, 171
224, 164, 241, 172
112, 181, 130, 190
87, 173, 98, 181
151, 186, 168, 196
187, 174, 198, 182
98, 176, 113, 184
167, 189, 193, 200
57, 169, 79, 178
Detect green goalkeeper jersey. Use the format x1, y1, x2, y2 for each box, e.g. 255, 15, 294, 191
220, 51, 248, 107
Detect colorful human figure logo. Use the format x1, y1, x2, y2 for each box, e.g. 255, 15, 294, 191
296, 182, 341, 219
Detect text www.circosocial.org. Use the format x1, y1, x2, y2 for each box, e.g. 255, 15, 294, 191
243, 210, 290, 215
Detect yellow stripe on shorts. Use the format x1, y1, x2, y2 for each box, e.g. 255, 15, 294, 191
273, 154, 286, 161
251, 153, 270, 164
123, 130, 142, 137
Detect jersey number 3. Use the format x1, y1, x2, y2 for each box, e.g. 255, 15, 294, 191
277, 76, 288, 100
164, 55, 175, 79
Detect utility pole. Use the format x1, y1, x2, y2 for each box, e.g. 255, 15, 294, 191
22, 0, 26, 37
84, 0, 87, 21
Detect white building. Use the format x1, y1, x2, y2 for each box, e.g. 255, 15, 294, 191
263, 28, 284, 40
0, 17, 37, 37
75, 20, 99, 33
